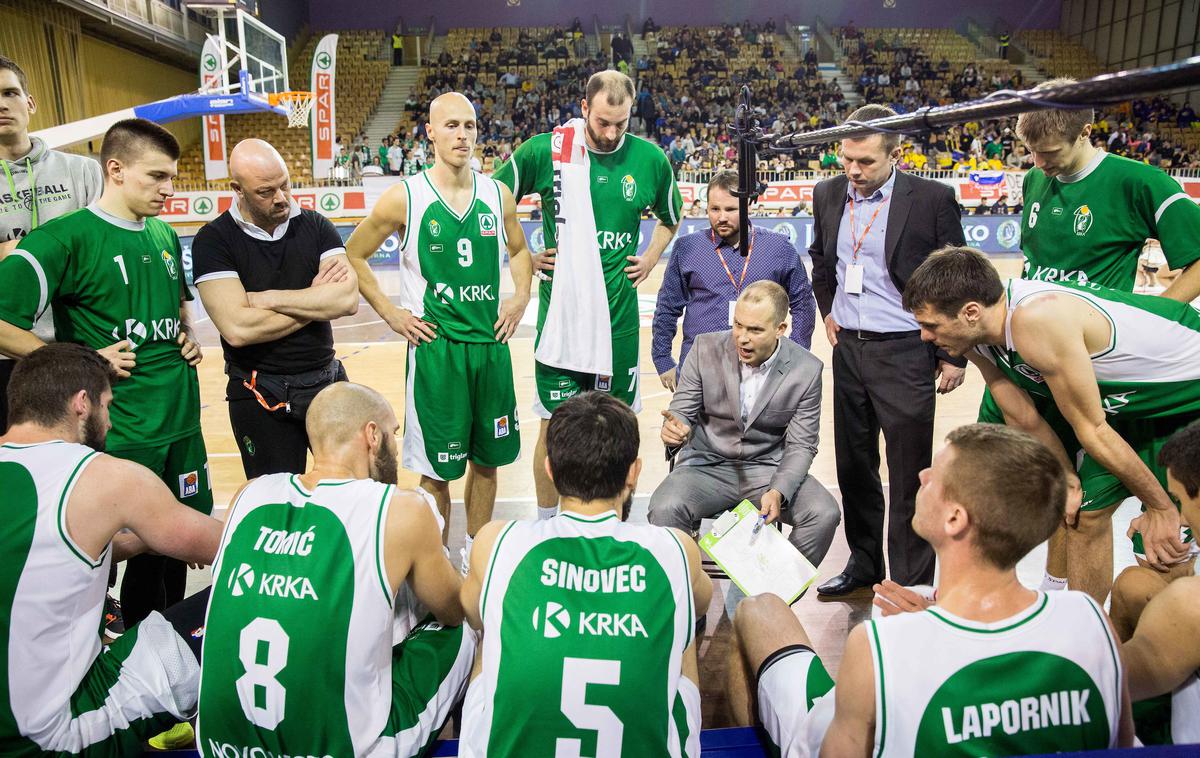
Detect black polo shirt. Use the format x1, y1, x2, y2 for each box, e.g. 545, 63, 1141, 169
191, 203, 343, 374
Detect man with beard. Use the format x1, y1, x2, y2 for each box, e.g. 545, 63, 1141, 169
0, 118, 209, 630
459, 392, 712, 757
493, 70, 682, 521
198, 382, 475, 758
0, 343, 222, 754
652, 169, 816, 392
192, 138, 359, 480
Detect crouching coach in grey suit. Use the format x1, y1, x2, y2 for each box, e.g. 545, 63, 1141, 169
648, 281, 839, 566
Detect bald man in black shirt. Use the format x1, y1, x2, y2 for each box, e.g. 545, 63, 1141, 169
192, 139, 359, 476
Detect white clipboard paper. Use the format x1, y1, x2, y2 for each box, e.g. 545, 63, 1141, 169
698, 499, 819, 603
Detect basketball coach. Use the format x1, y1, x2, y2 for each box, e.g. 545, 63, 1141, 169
810, 105, 967, 596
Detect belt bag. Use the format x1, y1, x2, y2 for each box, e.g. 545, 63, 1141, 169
227, 360, 346, 422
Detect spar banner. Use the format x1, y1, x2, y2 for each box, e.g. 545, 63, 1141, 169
199, 36, 228, 182
310, 34, 339, 181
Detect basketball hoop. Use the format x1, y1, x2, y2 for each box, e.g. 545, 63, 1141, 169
270, 91, 314, 128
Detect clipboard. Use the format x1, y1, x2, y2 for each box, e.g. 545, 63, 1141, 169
698, 500, 819, 604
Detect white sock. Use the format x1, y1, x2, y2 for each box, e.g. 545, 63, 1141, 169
1040, 573, 1068, 592
464, 534, 474, 555
538, 505, 558, 520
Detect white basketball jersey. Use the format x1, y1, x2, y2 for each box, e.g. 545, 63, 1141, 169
867, 590, 1122, 756
0, 441, 104, 738
198, 474, 399, 757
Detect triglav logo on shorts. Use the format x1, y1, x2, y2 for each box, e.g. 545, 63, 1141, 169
429, 218, 441, 237
179, 470, 199, 498
532, 600, 571, 639
478, 213, 497, 237
621, 174, 637, 202
595, 375, 612, 392
1072, 205, 1093, 236
494, 415, 510, 438
228, 563, 255, 597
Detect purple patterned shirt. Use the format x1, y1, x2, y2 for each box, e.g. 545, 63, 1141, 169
651, 225, 816, 376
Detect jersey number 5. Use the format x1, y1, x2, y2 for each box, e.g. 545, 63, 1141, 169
235, 617, 290, 729
556, 657, 623, 758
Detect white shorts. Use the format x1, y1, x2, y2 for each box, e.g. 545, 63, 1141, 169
757, 645, 836, 758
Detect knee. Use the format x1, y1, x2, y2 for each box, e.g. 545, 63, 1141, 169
420, 476, 450, 496
470, 463, 498, 479
733, 593, 790, 638
648, 484, 690, 526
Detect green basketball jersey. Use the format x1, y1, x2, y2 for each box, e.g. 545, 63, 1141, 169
1021, 153, 1200, 290
974, 278, 1200, 420
460, 511, 699, 758
399, 171, 506, 343
494, 131, 682, 337
0, 205, 199, 451
869, 591, 1121, 756
198, 474, 397, 757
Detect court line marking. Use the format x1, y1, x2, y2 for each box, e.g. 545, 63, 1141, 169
332, 319, 384, 329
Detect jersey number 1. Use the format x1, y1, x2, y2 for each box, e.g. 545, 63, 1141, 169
235, 617, 290, 729
556, 657, 623, 757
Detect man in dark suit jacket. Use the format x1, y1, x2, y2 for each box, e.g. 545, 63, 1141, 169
810, 105, 967, 595
648, 281, 840, 566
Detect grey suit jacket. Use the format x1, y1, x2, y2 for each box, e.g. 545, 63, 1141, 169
667, 330, 823, 502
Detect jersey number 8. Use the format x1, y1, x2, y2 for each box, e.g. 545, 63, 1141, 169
236, 617, 290, 729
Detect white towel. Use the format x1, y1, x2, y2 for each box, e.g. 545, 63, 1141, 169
536, 118, 613, 377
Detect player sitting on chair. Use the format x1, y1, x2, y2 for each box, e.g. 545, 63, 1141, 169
459, 392, 712, 757
0, 343, 222, 755
197, 382, 474, 757
728, 423, 1133, 757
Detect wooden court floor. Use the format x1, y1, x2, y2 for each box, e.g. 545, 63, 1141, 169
185, 254, 1142, 728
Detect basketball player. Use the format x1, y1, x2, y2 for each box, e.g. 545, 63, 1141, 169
1113, 420, 1200, 746
493, 70, 682, 520
459, 392, 712, 757
728, 424, 1133, 756
347, 92, 532, 557
979, 89, 1200, 596
198, 382, 475, 757
904, 246, 1199, 602
0, 118, 211, 628
0, 343, 222, 754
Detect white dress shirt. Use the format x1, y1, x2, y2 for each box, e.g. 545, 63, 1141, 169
739, 340, 781, 425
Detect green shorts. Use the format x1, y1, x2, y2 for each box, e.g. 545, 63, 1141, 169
403, 339, 520, 481
382, 616, 478, 757
533, 330, 641, 419
111, 430, 213, 515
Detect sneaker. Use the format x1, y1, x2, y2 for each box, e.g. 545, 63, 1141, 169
148, 722, 194, 749
103, 595, 124, 636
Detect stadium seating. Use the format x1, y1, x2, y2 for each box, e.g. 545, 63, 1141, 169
174, 29, 389, 190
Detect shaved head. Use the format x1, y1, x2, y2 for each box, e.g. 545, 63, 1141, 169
426, 91, 477, 170
306, 382, 396, 454
428, 91, 475, 124
228, 138, 292, 230
228, 138, 287, 184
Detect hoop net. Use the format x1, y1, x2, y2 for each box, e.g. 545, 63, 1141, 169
270, 91, 314, 128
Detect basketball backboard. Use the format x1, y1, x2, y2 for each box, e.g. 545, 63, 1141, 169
187, 4, 288, 97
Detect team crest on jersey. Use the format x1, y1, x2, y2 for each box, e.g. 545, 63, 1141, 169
494, 414, 510, 438
621, 174, 637, 202
429, 218, 442, 237
595, 374, 612, 391
478, 213, 497, 237
160, 249, 178, 278
1072, 205, 1093, 236
179, 470, 199, 498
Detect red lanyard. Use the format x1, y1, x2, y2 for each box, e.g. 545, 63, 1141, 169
847, 195, 887, 263
710, 226, 755, 293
